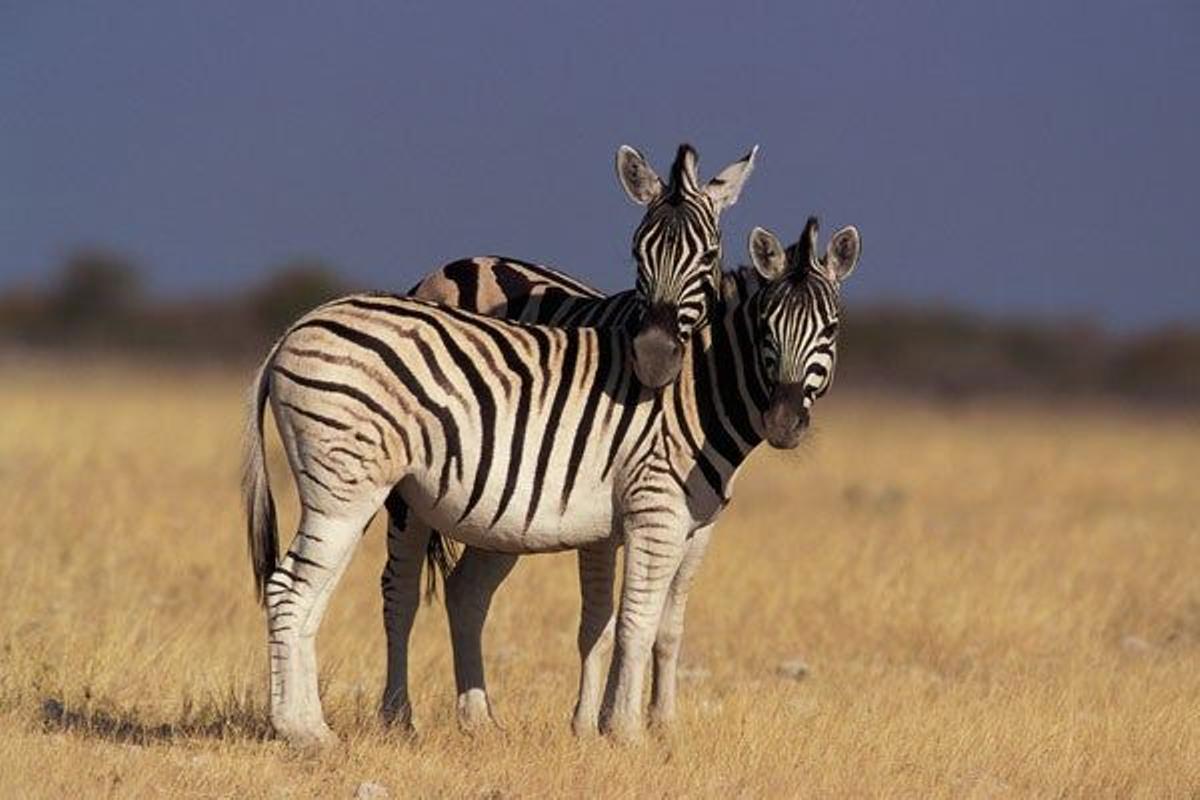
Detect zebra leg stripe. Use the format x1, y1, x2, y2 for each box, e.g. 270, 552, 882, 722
266, 493, 386, 746
649, 524, 713, 728
379, 505, 431, 731
599, 511, 687, 742
571, 542, 618, 737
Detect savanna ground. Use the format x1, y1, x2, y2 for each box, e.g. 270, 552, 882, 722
0, 362, 1197, 798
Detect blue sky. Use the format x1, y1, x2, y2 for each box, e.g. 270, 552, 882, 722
2, 2, 1197, 328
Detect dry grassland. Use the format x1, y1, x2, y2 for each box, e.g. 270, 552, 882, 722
0, 363, 1197, 798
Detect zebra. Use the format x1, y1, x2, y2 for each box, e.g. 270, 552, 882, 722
611, 142, 757, 388
243, 216, 861, 744
410, 143, 755, 392
389, 218, 862, 737
244, 291, 687, 745
242, 142, 753, 742
377, 139, 758, 730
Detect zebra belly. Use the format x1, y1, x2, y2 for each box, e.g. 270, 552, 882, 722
398, 472, 618, 554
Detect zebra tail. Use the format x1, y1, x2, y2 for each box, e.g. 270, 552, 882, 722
243, 344, 281, 607
423, 532, 461, 603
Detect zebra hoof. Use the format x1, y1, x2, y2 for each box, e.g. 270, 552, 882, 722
456, 688, 498, 732
600, 713, 644, 744
648, 707, 677, 731
570, 714, 600, 739
274, 718, 340, 749
379, 703, 415, 735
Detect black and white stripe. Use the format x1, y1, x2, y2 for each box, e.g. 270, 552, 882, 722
378, 217, 862, 737
243, 144, 758, 746
616, 144, 757, 389
245, 291, 683, 745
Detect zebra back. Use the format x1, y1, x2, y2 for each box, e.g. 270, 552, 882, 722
411, 255, 639, 328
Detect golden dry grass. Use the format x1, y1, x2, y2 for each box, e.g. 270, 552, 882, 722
1, 362, 1198, 798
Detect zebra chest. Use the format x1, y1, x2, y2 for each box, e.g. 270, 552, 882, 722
617, 424, 743, 531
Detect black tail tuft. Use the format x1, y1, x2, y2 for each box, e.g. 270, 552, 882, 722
423, 532, 460, 603
243, 349, 281, 607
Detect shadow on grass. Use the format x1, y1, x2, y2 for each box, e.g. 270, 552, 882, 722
40, 695, 273, 745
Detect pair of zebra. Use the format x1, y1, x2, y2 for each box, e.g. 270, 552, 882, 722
243, 143, 862, 745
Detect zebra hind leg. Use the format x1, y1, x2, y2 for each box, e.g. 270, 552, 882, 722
379, 494, 432, 732
266, 498, 383, 747
444, 547, 518, 730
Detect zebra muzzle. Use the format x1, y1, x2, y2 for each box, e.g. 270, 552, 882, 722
631, 304, 684, 390
764, 384, 809, 449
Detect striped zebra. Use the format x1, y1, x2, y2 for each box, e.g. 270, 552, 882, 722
383, 256, 637, 734
243, 216, 860, 744
410, 140, 757, 343
389, 218, 861, 738
243, 142, 753, 743
612, 142, 757, 388
410, 143, 755, 391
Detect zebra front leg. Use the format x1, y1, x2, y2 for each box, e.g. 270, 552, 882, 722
600, 518, 686, 742
379, 494, 432, 732
444, 546, 518, 729
649, 524, 714, 729
267, 500, 382, 746
571, 541, 617, 737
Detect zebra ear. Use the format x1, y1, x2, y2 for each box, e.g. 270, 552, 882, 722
820, 226, 862, 282
704, 145, 758, 213
749, 226, 788, 281
616, 145, 664, 206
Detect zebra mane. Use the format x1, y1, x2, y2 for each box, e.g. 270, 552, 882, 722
664, 143, 700, 202
783, 216, 821, 285
719, 265, 762, 303
718, 248, 836, 310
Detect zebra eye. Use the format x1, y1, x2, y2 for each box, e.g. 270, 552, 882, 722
698, 248, 719, 267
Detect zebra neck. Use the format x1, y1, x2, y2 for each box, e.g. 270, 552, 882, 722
680, 274, 770, 476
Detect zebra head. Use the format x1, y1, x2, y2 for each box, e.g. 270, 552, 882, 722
748, 217, 862, 449
617, 143, 758, 389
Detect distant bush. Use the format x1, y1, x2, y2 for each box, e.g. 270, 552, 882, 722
841, 307, 1113, 399
1107, 327, 1200, 401
0, 249, 146, 348
0, 257, 1197, 405
53, 250, 143, 324
248, 261, 348, 338
0, 254, 348, 358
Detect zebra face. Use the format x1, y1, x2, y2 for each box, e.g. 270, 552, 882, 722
748, 218, 862, 449
617, 143, 757, 389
